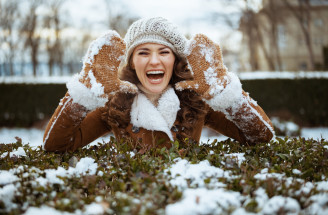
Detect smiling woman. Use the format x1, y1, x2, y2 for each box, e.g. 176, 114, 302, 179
43, 17, 274, 152
132, 43, 175, 93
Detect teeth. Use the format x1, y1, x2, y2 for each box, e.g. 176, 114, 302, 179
147, 71, 164, 75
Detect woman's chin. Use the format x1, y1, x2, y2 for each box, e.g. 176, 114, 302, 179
144, 78, 168, 94
145, 83, 167, 94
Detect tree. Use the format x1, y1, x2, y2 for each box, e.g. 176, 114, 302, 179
64, 32, 94, 75
20, 0, 42, 76
43, 0, 65, 76
261, 0, 284, 71
104, 0, 138, 36
239, 2, 276, 71
0, 0, 20, 76
282, 0, 315, 70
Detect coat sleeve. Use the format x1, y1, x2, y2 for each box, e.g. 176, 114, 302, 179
43, 92, 110, 152
203, 72, 275, 144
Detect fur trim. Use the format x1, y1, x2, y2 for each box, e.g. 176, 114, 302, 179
66, 72, 108, 111
204, 72, 275, 140
204, 72, 243, 112
130, 86, 180, 140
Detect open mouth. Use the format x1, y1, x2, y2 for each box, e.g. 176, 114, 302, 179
146, 71, 164, 83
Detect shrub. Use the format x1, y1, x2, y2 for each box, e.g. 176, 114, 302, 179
0, 137, 327, 214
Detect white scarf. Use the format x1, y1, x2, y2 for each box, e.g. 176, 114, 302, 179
130, 86, 180, 140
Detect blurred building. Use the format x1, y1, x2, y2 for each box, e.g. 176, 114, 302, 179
239, 0, 328, 72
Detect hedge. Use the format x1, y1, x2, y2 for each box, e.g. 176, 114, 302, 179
241, 79, 328, 126
0, 84, 67, 127
0, 78, 327, 127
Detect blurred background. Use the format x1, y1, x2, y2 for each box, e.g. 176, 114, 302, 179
1, 0, 328, 145
1, 0, 328, 76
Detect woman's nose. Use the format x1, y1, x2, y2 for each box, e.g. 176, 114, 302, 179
149, 53, 160, 65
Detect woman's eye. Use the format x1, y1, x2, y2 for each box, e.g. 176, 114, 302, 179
138, 52, 148, 55
160, 51, 170, 54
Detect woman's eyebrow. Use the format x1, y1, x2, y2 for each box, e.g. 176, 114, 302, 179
135, 47, 169, 51
136, 48, 149, 51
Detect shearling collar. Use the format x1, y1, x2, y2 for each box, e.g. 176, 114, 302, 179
130, 86, 180, 140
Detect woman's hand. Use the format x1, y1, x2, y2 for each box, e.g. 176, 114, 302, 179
175, 34, 227, 100
66, 30, 138, 110
79, 30, 137, 95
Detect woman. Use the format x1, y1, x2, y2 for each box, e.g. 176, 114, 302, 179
43, 17, 274, 152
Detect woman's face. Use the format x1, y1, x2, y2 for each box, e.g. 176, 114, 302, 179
132, 43, 175, 94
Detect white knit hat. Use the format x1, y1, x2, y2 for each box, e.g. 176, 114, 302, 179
124, 17, 187, 64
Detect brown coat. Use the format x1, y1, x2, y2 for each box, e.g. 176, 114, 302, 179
43, 86, 274, 152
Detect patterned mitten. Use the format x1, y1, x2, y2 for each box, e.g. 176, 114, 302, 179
176, 34, 275, 144
67, 30, 137, 111
175, 34, 228, 100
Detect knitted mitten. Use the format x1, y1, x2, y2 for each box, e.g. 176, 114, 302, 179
67, 30, 137, 111
176, 34, 275, 144
175, 34, 228, 100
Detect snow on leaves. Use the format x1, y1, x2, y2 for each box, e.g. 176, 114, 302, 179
0, 137, 328, 214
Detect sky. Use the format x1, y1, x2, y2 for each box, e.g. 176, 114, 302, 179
61, 0, 262, 51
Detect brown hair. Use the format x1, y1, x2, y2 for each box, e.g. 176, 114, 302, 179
104, 55, 206, 140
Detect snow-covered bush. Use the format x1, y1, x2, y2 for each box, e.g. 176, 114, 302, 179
0, 136, 327, 214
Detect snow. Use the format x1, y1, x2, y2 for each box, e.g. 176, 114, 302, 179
254, 187, 269, 209
292, 169, 301, 175
165, 188, 242, 215
84, 203, 104, 215
238, 71, 328, 80
0, 128, 44, 147
83, 30, 119, 65
204, 67, 225, 94
261, 196, 300, 215
1, 126, 328, 148
165, 159, 228, 189
301, 127, 328, 140
42, 121, 113, 151
204, 71, 276, 143
74, 157, 98, 176
199, 43, 215, 64
0, 76, 72, 84
297, 182, 315, 195
0, 184, 18, 211
87, 70, 106, 98
271, 117, 300, 136
24, 206, 76, 215
164, 159, 243, 215
254, 172, 285, 181
165, 158, 324, 215
204, 72, 243, 111
0, 171, 19, 185
41, 157, 98, 185
0, 157, 98, 213
66, 74, 108, 111
316, 181, 328, 192
305, 193, 328, 215
1, 146, 26, 158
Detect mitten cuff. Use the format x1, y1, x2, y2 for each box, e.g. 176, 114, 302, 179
204, 72, 243, 112
66, 72, 108, 111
